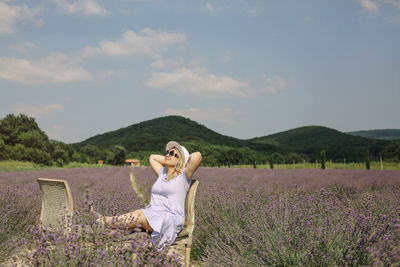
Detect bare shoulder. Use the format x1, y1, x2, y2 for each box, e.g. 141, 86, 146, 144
185, 152, 202, 179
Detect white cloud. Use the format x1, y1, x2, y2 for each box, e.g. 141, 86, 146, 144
53, 0, 108, 16
150, 56, 185, 69
205, 2, 213, 11
150, 59, 166, 69
247, 7, 263, 17
163, 107, 241, 124
0, 2, 42, 34
304, 16, 312, 22
0, 53, 92, 84
260, 75, 288, 93
219, 51, 232, 63
8, 41, 37, 53
145, 67, 247, 98
81, 28, 186, 58
97, 69, 127, 80
10, 103, 64, 118
203, 3, 262, 17
358, 0, 380, 12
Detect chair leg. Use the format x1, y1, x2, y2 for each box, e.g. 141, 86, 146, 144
185, 246, 190, 267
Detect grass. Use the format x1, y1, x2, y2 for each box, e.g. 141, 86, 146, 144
229, 161, 400, 170
1, 160, 399, 173
0, 160, 109, 172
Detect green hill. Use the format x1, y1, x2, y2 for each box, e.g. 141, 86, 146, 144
73, 116, 391, 163
347, 129, 400, 141
72, 115, 278, 157
248, 126, 390, 162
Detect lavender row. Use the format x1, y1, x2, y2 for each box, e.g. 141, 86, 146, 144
133, 167, 400, 266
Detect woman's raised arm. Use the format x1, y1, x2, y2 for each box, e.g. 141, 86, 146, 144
185, 152, 202, 179
149, 154, 165, 176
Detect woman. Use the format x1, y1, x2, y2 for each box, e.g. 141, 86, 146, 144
93, 141, 202, 248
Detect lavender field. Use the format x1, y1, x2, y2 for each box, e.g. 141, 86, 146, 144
133, 167, 400, 266
1, 166, 400, 266
0, 167, 179, 266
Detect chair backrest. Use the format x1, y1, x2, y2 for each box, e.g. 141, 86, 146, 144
37, 178, 74, 231
183, 179, 199, 234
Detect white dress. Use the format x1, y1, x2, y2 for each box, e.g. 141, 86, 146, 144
141, 166, 191, 247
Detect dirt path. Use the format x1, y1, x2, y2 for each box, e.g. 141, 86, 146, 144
129, 168, 148, 205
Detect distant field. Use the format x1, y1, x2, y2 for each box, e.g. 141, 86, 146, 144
230, 161, 400, 170
0, 160, 106, 172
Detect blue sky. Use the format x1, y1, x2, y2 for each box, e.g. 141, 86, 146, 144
1, 0, 399, 143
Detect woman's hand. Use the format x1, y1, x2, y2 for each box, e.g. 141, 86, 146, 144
149, 154, 165, 176
185, 152, 202, 179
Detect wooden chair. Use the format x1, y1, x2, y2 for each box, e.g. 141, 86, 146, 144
123, 179, 200, 266
170, 179, 200, 267
37, 178, 74, 232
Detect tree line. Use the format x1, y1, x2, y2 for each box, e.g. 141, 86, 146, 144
0, 114, 126, 166
1, 114, 399, 167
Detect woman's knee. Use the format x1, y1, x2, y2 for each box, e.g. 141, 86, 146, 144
135, 210, 153, 232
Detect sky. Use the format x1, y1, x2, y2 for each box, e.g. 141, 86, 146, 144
1, 0, 400, 144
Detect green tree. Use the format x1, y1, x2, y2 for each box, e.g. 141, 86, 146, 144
269, 161, 274, 169
112, 145, 126, 165
0, 138, 7, 160
56, 158, 64, 167
102, 149, 115, 164
286, 153, 304, 163
27, 148, 52, 166
8, 144, 27, 161
226, 148, 243, 165
0, 114, 54, 164
17, 130, 48, 149
365, 149, 371, 170
270, 152, 283, 164
381, 140, 400, 162
0, 114, 46, 146
7, 144, 52, 165
71, 151, 81, 162
53, 145, 70, 165
80, 144, 101, 163
215, 149, 228, 167
320, 150, 326, 169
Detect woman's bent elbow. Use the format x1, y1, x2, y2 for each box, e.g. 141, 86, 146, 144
193, 152, 202, 162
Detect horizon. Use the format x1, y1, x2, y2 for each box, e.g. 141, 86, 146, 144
1, 1, 399, 143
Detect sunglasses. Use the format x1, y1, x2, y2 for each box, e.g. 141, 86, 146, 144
164, 150, 179, 158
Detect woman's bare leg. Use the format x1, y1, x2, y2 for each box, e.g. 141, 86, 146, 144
102, 209, 153, 232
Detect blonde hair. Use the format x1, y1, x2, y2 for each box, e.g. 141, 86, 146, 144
168, 147, 185, 181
